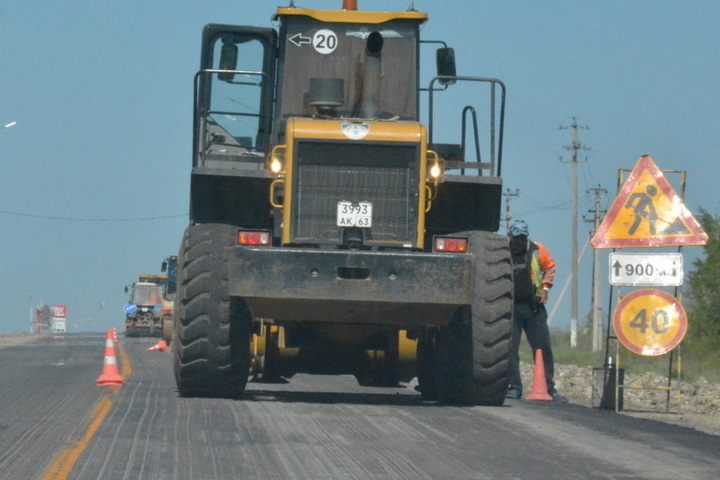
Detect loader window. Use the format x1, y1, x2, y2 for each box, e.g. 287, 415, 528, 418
194, 25, 276, 171
206, 38, 265, 153
131, 284, 164, 308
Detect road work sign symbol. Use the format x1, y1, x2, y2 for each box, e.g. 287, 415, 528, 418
591, 155, 708, 248
612, 289, 687, 356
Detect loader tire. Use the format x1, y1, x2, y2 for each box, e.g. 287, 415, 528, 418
436, 231, 513, 406
173, 224, 251, 398
161, 315, 173, 343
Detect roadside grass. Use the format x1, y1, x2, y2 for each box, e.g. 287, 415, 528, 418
516, 331, 720, 384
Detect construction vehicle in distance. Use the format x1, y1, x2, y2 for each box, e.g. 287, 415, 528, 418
160, 256, 178, 342
125, 275, 167, 337
174, 0, 513, 405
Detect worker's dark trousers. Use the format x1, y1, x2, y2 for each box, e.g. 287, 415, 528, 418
507, 303, 556, 394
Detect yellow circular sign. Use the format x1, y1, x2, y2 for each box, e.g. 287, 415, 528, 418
612, 289, 687, 356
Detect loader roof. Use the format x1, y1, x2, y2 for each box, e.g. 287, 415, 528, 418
274, 7, 428, 25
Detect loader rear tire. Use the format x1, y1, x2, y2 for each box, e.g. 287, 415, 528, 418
436, 231, 513, 406
162, 315, 173, 343
173, 224, 251, 398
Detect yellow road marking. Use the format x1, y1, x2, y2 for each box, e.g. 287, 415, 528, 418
40, 339, 133, 479
40, 395, 113, 480
118, 342, 132, 378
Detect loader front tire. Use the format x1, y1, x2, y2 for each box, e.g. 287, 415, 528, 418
173, 224, 251, 398
436, 231, 513, 406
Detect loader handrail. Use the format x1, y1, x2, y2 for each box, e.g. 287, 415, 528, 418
461, 106, 481, 175
427, 76, 506, 177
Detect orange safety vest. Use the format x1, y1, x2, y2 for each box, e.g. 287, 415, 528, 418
529, 241, 556, 295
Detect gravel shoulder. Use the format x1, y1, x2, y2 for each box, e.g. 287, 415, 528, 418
549, 363, 720, 437
0, 332, 37, 348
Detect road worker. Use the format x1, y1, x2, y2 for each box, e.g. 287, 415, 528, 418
506, 219, 568, 402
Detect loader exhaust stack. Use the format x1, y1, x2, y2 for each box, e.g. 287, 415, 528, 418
361, 31, 383, 118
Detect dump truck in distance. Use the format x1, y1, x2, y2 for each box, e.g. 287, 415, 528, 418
174, 0, 513, 405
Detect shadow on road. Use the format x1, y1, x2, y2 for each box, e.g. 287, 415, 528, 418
242, 388, 443, 406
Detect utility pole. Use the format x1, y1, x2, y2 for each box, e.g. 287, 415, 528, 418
502, 188, 520, 233
586, 185, 607, 352
561, 118, 590, 348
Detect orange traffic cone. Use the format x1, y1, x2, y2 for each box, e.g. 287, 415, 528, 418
525, 349, 552, 401
112, 327, 120, 344
146, 339, 168, 352
97, 330, 124, 386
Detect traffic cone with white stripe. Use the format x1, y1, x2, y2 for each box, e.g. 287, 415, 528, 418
525, 349, 552, 401
112, 327, 120, 344
97, 330, 124, 386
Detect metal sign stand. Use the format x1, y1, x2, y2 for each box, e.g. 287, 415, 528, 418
606, 332, 683, 413
600, 284, 684, 413
598, 163, 694, 414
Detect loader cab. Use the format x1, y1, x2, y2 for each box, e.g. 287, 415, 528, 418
193, 25, 277, 169
193, 10, 430, 168
272, 9, 426, 143
130, 283, 165, 308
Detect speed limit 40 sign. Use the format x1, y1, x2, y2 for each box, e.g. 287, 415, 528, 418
612, 289, 687, 356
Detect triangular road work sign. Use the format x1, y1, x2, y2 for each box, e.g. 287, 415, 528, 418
592, 155, 708, 248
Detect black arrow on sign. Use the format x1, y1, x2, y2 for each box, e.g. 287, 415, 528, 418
613, 260, 622, 277
289, 33, 311, 47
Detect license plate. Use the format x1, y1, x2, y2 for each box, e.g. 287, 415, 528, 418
337, 201, 372, 228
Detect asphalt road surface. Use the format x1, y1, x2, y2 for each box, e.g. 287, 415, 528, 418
1, 333, 718, 480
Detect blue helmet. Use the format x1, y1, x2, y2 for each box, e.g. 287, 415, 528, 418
509, 219, 529, 237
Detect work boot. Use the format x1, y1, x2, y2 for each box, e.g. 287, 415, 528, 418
551, 392, 569, 403
506, 388, 522, 400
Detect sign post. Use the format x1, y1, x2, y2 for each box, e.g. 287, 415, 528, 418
591, 155, 708, 412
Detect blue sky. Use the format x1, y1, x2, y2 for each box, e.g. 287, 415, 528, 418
1, 0, 718, 334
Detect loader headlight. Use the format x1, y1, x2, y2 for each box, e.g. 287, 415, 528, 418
426, 150, 444, 182
429, 162, 442, 179
269, 145, 286, 174
270, 158, 283, 174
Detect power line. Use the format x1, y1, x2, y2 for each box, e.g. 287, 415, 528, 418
0, 209, 186, 222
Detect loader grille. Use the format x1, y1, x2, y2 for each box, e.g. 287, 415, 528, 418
291, 140, 419, 246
